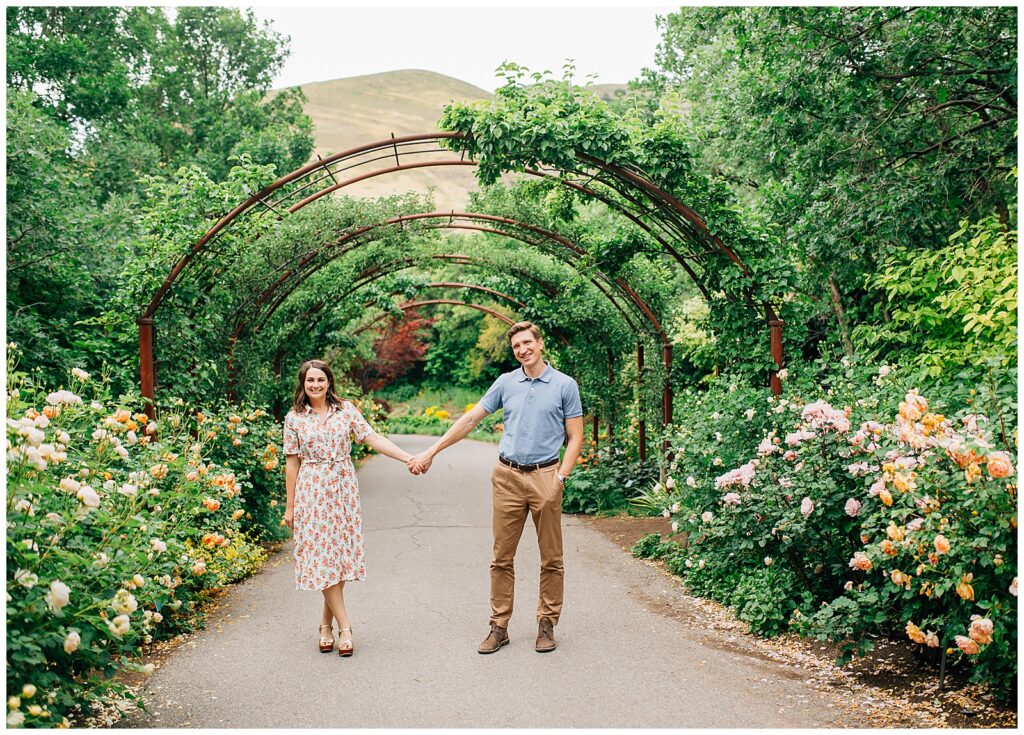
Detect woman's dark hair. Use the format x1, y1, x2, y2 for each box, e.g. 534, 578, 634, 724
291, 360, 344, 413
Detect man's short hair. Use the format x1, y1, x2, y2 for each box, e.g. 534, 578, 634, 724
506, 321, 542, 345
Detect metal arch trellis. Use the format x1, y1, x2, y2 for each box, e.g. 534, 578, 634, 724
230, 211, 662, 344
139, 131, 784, 419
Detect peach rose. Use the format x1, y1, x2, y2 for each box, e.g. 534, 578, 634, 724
955, 635, 980, 655
202, 498, 221, 512
986, 452, 1015, 479
849, 552, 872, 571
933, 534, 950, 554
879, 488, 893, 507
906, 621, 926, 644
968, 616, 993, 645
956, 574, 975, 601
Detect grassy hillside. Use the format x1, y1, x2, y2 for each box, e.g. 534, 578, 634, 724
277, 69, 631, 210
281, 69, 491, 209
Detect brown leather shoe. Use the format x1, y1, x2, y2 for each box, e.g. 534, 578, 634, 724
536, 618, 556, 652
478, 624, 509, 654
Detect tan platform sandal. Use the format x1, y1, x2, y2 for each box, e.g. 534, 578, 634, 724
338, 626, 354, 657
318, 624, 334, 653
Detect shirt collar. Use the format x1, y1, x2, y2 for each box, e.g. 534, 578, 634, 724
517, 363, 553, 383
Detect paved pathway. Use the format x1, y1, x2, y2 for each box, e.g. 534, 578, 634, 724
121, 436, 855, 728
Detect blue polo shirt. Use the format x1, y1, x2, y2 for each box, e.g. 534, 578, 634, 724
478, 363, 583, 464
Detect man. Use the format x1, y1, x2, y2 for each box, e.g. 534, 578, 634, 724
409, 321, 584, 653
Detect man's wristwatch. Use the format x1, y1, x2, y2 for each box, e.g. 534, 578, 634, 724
557, 474, 569, 484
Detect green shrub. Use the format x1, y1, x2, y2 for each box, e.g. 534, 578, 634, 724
562, 445, 657, 514
636, 357, 1017, 697
5, 356, 285, 726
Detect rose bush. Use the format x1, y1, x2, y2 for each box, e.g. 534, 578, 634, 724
633, 357, 1017, 696
5, 356, 287, 727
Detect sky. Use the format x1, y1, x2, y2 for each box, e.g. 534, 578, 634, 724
249, 4, 676, 92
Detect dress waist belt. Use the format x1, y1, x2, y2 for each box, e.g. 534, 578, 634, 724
302, 458, 351, 465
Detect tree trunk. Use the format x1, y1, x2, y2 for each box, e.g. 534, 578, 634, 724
828, 276, 855, 357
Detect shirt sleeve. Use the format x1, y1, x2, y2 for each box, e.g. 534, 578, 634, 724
477, 375, 503, 415
347, 402, 374, 442
283, 412, 300, 456
563, 380, 583, 419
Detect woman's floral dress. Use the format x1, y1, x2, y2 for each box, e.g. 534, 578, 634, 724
283, 402, 373, 591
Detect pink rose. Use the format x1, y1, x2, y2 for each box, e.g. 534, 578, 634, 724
955, 635, 980, 655
844, 498, 861, 517
800, 497, 814, 516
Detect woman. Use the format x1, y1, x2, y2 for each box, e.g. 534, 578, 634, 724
283, 359, 413, 657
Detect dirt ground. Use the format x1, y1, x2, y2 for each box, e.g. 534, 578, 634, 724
584, 513, 1018, 729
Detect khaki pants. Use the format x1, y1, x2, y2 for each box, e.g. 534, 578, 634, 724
489, 461, 564, 627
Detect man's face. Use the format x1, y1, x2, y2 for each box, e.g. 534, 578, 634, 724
510, 330, 543, 370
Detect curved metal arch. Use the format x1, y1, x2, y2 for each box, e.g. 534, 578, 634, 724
236, 212, 664, 347
254, 254, 636, 349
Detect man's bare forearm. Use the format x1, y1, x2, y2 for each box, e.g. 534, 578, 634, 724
427, 410, 483, 458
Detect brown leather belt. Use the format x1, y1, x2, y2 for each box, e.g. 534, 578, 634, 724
498, 455, 559, 472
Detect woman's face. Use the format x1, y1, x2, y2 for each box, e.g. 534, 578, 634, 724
304, 367, 329, 401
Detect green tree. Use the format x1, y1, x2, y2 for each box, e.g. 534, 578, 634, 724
646, 6, 1017, 357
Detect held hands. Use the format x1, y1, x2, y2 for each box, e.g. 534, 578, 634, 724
406, 451, 433, 476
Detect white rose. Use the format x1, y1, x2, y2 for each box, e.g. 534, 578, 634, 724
14, 569, 38, 588
150, 539, 167, 554
107, 614, 131, 638
686, 476, 697, 488
45, 580, 71, 612
64, 630, 81, 653
71, 368, 90, 382
111, 589, 138, 614
76, 486, 100, 508
23, 428, 45, 447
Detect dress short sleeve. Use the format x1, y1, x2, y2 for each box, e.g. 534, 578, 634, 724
346, 402, 374, 442
283, 411, 300, 455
